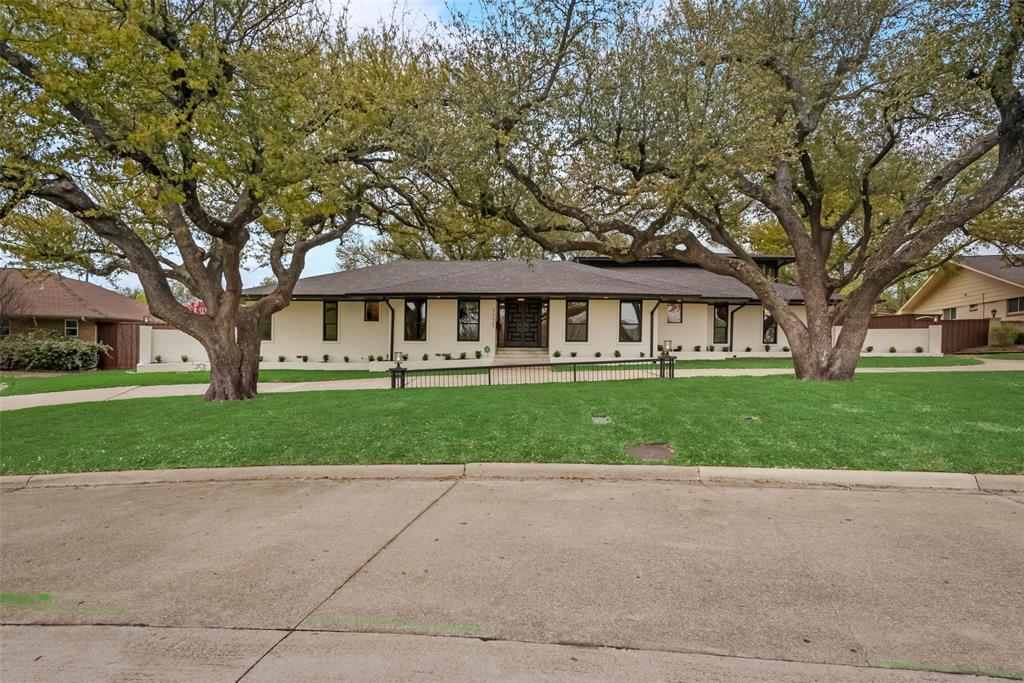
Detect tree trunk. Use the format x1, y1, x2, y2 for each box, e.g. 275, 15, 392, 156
778, 302, 869, 382
200, 323, 261, 401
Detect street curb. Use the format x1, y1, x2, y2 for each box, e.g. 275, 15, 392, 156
3, 464, 1022, 493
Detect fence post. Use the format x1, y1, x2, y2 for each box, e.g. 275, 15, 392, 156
488, 367, 492, 385
572, 362, 577, 383
391, 360, 406, 389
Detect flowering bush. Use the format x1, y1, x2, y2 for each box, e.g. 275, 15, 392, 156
0, 331, 109, 371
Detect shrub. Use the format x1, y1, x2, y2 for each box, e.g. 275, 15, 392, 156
888, 346, 897, 353
278, 355, 286, 362
322, 354, 330, 362
442, 352, 453, 360
475, 350, 482, 359
570, 351, 577, 358
613, 350, 621, 357
1017, 332, 1024, 344
401, 353, 410, 361
0, 331, 110, 371
298, 355, 309, 363
782, 346, 790, 352
764, 345, 770, 352
343, 355, 350, 363
657, 344, 663, 352
639, 352, 645, 358
376, 355, 385, 362
707, 345, 715, 352
915, 346, 924, 353
594, 351, 602, 358
866, 346, 873, 353
553, 350, 562, 358
483, 345, 491, 354
674, 345, 682, 352
181, 354, 188, 363
459, 351, 467, 360
154, 354, 162, 363
258, 356, 262, 362
693, 345, 701, 352
422, 353, 429, 361
744, 346, 752, 352
721, 346, 731, 352
990, 323, 1020, 347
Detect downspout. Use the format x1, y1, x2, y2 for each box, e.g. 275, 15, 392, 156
649, 299, 663, 357
728, 303, 749, 351
383, 298, 396, 361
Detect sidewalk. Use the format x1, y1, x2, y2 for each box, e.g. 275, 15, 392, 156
1, 358, 1021, 412
2, 465, 1022, 681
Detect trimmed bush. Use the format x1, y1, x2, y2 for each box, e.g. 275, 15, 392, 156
459, 351, 467, 360
693, 345, 701, 352
782, 346, 790, 352
376, 355, 385, 362
594, 351, 602, 358
764, 344, 770, 352
707, 345, 715, 352
422, 353, 429, 361
1017, 332, 1024, 344
553, 350, 561, 358
322, 354, 330, 362
442, 353, 453, 360
570, 351, 577, 358
990, 323, 1020, 347
278, 355, 286, 362
0, 332, 109, 371
866, 346, 874, 353
154, 354, 162, 363
475, 350, 482, 359
343, 356, 350, 363
181, 354, 189, 363
613, 350, 621, 357
401, 353, 410, 361
674, 345, 682, 352
888, 346, 897, 353
915, 346, 924, 353
657, 344, 663, 352
298, 355, 309, 363
744, 346, 752, 352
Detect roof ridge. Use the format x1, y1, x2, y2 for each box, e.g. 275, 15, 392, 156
50, 274, 109, 318
343, 260, 500, 295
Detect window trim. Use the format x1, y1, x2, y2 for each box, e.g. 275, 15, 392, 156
618, 299, 643, 343
364, 301, 381, 322
713, 304, 729, 345
457, 298, 481, 342
666, 302, 683, 324
564, 299, 589, 342
1008, 297, 1023, 315
404, 298, 428, 342
942, 307, 957, 321
322, 300, 339, 342
64, 318, 79, 338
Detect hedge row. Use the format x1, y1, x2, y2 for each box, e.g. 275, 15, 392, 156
0, 332, 111, 371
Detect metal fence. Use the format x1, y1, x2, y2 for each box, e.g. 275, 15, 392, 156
390, 356, 677, 389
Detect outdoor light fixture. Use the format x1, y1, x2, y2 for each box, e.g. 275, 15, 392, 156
663, 339, 672, 355
992, 309, 998, 318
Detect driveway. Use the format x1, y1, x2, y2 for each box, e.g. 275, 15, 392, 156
1, 471, 1022, 681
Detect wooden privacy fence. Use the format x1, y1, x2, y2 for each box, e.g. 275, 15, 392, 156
867, 315, 990, 353
97, 322, 141, 369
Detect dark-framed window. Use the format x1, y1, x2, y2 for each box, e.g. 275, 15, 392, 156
666, 302, 682, 324
619, 300, 642, 343
64, 319, 79, 337
942, 307, 957, 320
762, 307, 777, 345
364, 301, 380, 322
565, 300, 588, 342
1008, 297, 1023, 314
259, 316, 272, 341
713, 304, 729, 344
323, 301, 338, 341
404, 298, 427, 341
457, 299, 480, 341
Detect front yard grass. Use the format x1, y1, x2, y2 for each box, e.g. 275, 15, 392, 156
0, 368, 387, 396
976, 352, 1024, 360
2, 371, 1020, 475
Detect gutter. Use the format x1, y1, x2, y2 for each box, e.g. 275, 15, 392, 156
383, 298, 396, 361
728, 303, 749, 350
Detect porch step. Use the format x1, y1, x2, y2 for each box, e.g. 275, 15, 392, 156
494, 348, 550, 365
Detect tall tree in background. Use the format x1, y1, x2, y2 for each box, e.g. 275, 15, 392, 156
403, 0, 1024, 380
1, 0, 423, 399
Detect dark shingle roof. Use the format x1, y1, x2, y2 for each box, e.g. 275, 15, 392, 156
244, 259, 809, 302
1, 268, 154, 321
961, 255, 1024, 287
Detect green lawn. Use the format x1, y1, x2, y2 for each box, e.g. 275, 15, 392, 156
0, 368, 386, 396
977, 353, 1024, 360
676, 356, 982, 369
2, 372, 1021, 475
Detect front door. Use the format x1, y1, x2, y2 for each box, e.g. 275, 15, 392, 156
503, 298, 544, 347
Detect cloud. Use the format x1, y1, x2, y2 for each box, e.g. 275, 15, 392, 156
326, 0, 448, 34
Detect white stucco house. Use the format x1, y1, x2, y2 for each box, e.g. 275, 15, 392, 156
138, 255, 948, 371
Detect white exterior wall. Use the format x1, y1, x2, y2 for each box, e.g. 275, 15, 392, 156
151, 327, 206, 364
258, 300, 390, 363
548, 298, 657, 359
844, 325, 941, 355
389, 298, 498, 362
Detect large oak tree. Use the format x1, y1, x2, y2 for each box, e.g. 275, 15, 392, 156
1, 0, 422, 399
397, 0, 1024, 380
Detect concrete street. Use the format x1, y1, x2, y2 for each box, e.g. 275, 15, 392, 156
1, 471, 1022, 681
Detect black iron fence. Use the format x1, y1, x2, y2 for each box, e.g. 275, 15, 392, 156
390, 355, 677, 389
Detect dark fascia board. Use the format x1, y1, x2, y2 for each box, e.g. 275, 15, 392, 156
244, 293, 803, 304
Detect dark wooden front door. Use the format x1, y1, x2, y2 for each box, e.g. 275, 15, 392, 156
503, 299, 544, 347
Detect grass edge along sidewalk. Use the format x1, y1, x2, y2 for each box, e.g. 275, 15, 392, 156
2, 371, 1021, 476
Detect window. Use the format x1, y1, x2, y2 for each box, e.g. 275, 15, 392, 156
0, 318, 10, 337
259, 316, 272, 341
565, 300, 588, 342
713, 304, 729, 344
404, 298, 427, 341
364, 301, 380, 322
942, 307, 957, 320
323, 301, 338, 341
762, 307, 778, 345
619, 300, 642, 343
968, 303, 979, 312
666, 302, 682, 324
64, 319, 79, 337
457, 299, 480, 342
1009, 297, 1023, 315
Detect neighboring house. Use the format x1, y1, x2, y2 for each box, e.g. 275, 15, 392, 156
898, 255, 1024, 329
0, 268, 154, 368
235, 256, 807, 364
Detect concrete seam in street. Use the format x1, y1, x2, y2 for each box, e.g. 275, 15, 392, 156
232, 478, 462, 682
0, 621, 1007, 681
